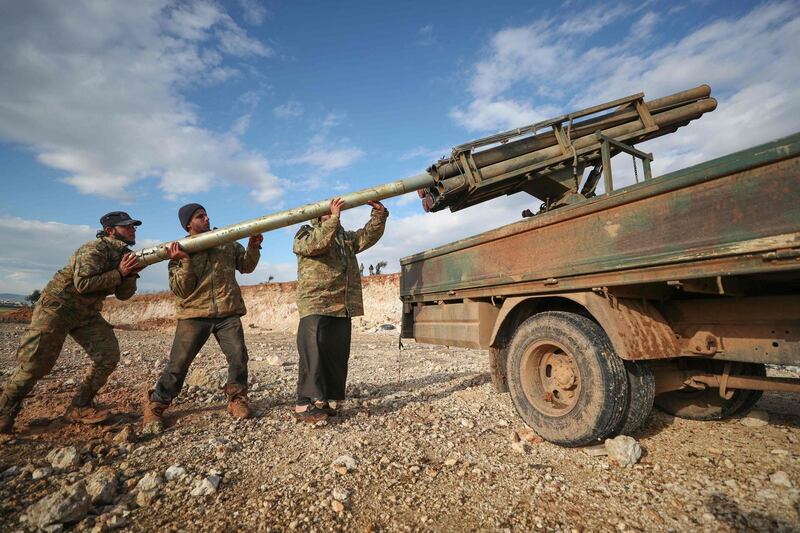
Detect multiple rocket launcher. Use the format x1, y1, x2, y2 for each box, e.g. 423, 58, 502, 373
135, 85, 716, 266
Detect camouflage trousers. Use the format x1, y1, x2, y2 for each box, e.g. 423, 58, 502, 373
0, 295, 120, 412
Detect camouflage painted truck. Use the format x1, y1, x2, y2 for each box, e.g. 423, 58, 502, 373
400, 89, 800, 446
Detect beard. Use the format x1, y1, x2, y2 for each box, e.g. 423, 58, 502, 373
113, 229, 136, 245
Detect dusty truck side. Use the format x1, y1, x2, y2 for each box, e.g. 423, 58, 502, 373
400, 132, 800, 447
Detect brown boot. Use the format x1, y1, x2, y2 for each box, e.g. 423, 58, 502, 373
0, 397, 21, 434
225, 384, 252, 419
66, 404, 112, 425
143, 390, 169, 432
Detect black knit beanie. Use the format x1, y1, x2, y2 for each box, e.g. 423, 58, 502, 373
178, 203, 204, 231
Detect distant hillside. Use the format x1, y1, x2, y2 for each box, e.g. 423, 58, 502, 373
0, 293, 26, 303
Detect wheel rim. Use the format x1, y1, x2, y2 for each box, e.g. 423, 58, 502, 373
519, 340, 581, 416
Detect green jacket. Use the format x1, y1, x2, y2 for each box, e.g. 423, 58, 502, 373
41, 236, 138, 318
168, 240, 260, 320
294, 208, 388, 319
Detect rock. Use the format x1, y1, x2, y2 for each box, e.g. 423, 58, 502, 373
380, 324, 396, 330
25, 481, 91, 528
582, 444, 609, 457
511, 441, 528, 454
47, 446, 81, 470
516, 427, 544, 445
165, 465, 186, 481
444, 457, 458, 467
770, 471, 793, 488
136, 490, 157, 507
112, 426, 136, 444
332, 454, 358, 474
740, 410, 769, 427
86, 466, 118, 505
331, 500, 345, 513
142, 421, 163, 436
136, 472, 163, 493
605, 435, 642, 467
106, 514, 127, 530
459, 418, 475, 429
191, 475, 221, 496
33, 467, 53, 480
185, 368, 225, 390
770, 449, 790, 456
265, 355, 281, 366
332, 487, 349, 501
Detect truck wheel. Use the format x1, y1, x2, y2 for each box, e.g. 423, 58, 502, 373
505, 311, 628, 447
617, 360, 655, 436
654, 362, 766, 420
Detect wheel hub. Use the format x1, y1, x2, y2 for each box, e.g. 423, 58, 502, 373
520, 341, 582, 416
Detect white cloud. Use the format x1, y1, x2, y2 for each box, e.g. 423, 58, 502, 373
450, 98, 560, 132
398, 146, 450, 162
273, 101, 305, 118
238, 0, 269, 26
0, 0, 282, 204
287, 146, 364, 174
415, 24, 436, 46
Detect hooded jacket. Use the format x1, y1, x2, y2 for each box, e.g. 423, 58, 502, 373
168, 240, 260, 319
293, 208, 388, 319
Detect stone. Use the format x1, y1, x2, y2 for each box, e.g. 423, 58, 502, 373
165, 465, 186, 481
265, 355, 281, 366
583, 444, 609, 457
136, 490, 156, 507
191, 475, 221, 496
112, 426, 136, 444
511, 441, 528, 454
380, 324, 396, 330
33, 467, 53, 480
86, 466, 118, 505
444, 457, 458, 466
47, 446, 81, 470
136, 472, 163, 493
332, 454, 358, 474
770, 471, 793, 488
605, 435, 642, 467
25, 482, 91, 528
331, 500, 345, 513
185, 368, 225, 390
332, 487, 349, 501
2, 465, 21, 477
740, 410, 769, 427
106, 515, 127, 530
516, 427, 544, 445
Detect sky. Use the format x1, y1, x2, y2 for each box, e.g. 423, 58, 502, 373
1, 0, 798, 295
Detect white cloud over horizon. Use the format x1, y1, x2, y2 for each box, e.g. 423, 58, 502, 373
0, 0, 283, 204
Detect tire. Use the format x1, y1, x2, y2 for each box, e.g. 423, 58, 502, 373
616, 360, 655, 436
505, 311, 628, 447
654, 361, 766, 420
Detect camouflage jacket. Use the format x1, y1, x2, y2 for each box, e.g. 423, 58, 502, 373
41, 236, 138, 318
168, 240, 260, 320
294, 208, 388, 318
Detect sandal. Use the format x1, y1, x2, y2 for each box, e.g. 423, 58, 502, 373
316, 402, 339, 417
294, 405, 328, 424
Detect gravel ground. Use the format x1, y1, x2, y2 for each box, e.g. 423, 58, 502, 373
0, 323, 798, 532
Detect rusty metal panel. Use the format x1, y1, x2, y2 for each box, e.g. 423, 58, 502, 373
659, 295, 800, 365
411, 299, 498, 350
401, 133, 800, 298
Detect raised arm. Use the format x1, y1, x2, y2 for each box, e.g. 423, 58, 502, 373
348, 201, 389, 254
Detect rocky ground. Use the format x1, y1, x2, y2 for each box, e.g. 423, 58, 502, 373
0, 323, 798, 532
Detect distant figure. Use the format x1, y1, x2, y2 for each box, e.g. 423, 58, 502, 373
143, 203, 262, 432
360, 263, 365, 277
369, 264, 374, 276
0, 212, 144, 434
292, 197, 388, 423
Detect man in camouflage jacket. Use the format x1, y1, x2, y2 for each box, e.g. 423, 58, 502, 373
293, 197, 388, 423
143, 203, 262, 430
0, 212, 144, 434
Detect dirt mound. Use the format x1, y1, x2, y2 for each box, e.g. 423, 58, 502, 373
0, 307, 32, 323
102, 273, 402, 332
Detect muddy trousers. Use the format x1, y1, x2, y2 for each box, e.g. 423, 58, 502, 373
150, 315, 249, 404
296, 315, 352, 405
0, 313, 120, 415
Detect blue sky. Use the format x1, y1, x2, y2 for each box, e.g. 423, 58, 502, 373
1, 0, 798, 294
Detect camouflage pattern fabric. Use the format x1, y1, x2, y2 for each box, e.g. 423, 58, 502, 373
167, 240, 260, 319
294, 208, 388, 318
0, 236, 136, 411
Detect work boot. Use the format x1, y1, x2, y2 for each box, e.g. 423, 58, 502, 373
224, 384, 252, 419
66, 404, 113, 425
0, 396, 21, 435
142, 390, 169, 433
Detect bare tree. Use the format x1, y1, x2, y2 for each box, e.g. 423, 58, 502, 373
267, 275, 274, 283
375, 261, 388, 275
